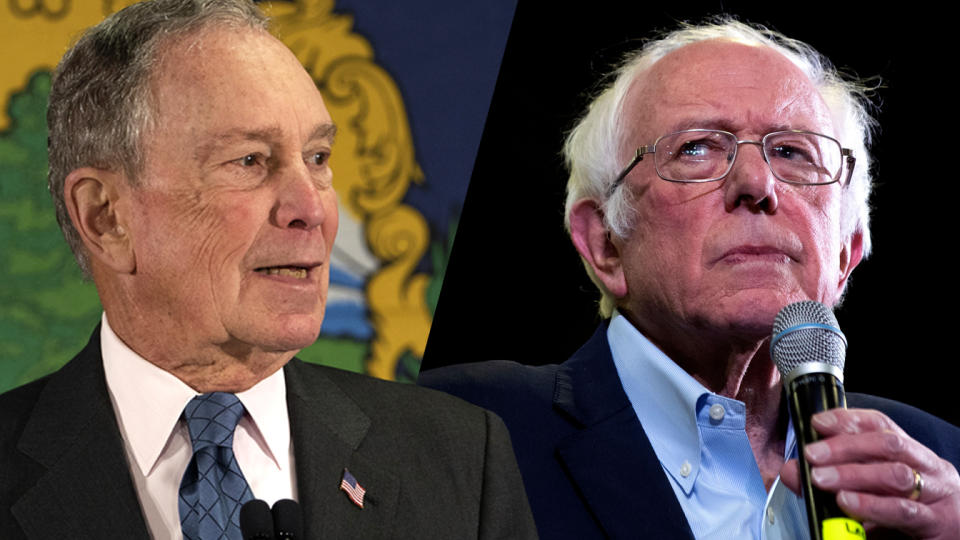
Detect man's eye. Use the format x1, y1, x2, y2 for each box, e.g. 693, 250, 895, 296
771, 144, 812, 163
309, 151, 330, 166
679, 142, 709, 157
676, 139, 723, 159
240, 154, 260, 167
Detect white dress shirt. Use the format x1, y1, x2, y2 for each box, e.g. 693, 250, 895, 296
100, 313, 297, 540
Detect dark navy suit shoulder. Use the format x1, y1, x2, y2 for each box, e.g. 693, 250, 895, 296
419, 340, 695, 539
418, 360, 559, 410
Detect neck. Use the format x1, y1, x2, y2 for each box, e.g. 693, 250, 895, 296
95, 270, 297, 393
621, 310, 787, 489
101, 301, 292, 394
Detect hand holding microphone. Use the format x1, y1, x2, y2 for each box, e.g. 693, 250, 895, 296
774, 301, 960, 540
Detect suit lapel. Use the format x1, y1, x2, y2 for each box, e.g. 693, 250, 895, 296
553, 325, 695, 539
284, 360, 399, 539
12, 329, 150, 539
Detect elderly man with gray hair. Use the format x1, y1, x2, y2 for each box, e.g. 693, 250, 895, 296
420, 19, 960, 539
0, 1, 536, 538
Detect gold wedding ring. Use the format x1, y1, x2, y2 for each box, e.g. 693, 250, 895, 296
909, 469, 924, 501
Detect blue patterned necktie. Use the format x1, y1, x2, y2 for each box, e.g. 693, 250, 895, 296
178, 392, 254, 540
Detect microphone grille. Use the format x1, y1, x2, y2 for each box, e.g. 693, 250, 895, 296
771, 300, 846, 379
272, 499, 303, 539
239, 499, 274, 540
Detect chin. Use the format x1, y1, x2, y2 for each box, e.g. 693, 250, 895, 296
241, 312, 325, 354
277, 319, 324, 352
706, 290, 803, 334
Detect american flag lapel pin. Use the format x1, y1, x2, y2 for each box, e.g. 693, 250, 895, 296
340, 468, 366, 509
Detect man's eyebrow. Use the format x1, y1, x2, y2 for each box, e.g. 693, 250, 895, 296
309, 123, 337, 144
668, 118, 796, 135
193, 123, 336, 163
670, 118, 736, 133
194, 127, 284, 163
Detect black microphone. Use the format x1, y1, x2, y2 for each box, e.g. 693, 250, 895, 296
240, 499, 274, 540
271, 499, 303, 539
771, 301, 865, 540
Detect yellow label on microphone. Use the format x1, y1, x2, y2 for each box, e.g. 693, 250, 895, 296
822, 517, 865, 540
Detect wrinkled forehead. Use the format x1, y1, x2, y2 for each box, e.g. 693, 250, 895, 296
150, 25, 296, 100
621, 39, 835, 148
146, 25, 329, 134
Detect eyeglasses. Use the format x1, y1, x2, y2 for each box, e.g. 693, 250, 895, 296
608, 129, 856, 196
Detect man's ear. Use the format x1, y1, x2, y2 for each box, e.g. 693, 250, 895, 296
568, 199, 627, 298
63, 167, 136, 274
837, 230, 864, 293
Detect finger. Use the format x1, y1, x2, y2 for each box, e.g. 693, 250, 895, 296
809, 462, 916, 498
835, 491, 942, 538
810, 409, 905, 438
803, 428, 940, 474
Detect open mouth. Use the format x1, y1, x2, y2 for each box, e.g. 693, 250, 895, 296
255, 266, 310, 279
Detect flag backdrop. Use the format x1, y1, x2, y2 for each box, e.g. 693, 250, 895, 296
0, 0, 515, 391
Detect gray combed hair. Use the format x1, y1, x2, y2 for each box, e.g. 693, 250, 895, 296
562, 18, 878, 317
47, 0, 268, 277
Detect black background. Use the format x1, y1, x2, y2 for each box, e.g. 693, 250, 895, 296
423, 2, 959, 427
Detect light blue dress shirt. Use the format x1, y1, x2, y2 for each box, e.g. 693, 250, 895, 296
607, 313, 809, 539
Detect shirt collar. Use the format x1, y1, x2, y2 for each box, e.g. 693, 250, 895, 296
607, 312, 799, 495
238, 367, 290, 473
607, 311, 707, 494
100, 313, 289, 476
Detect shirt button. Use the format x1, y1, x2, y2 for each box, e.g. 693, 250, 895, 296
767, 507, 775, 525
709, 403, 725, 421
680, 460, 692, 477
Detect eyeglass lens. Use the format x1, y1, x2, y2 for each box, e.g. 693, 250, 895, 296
655, 130, 842, 184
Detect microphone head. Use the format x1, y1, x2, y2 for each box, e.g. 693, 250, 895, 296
771, 300, 847, 384
272, 499, 303, 539
240, 499, 274, 539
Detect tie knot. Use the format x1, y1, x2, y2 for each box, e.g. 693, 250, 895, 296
183, 392, 245, 450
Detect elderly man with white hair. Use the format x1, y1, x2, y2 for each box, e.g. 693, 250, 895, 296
421, 19, 960, 540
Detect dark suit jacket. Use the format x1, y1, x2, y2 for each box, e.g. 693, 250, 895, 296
0, 329, 536, 539
419, 324, 960, 539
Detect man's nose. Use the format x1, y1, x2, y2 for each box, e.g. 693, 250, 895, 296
722, 141, 779, 214
273, 162, 329, 230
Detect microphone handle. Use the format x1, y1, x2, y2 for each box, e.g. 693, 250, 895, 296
787, 372, 865, 540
